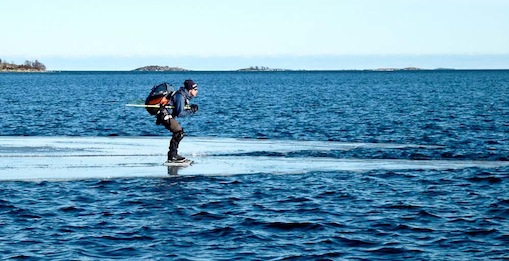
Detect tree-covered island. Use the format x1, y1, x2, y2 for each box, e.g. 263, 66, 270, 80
0, 58, 46, 72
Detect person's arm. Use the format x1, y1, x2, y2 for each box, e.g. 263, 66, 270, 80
173, 94, 193, 117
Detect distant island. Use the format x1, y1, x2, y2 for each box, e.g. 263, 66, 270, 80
371, 67, 456, 71
133, 65, 190, 72
373, 67, 422, 71
0, 58, 46, 72
237, 66, 290, 71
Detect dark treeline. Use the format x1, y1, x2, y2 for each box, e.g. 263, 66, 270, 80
0, 58, 46, 71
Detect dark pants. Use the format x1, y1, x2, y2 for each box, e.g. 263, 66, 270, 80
161, 117, 184, 160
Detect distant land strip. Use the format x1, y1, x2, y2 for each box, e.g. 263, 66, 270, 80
132, 65, 290, 72
1, 60, 462, 72
132, 65, 456, 72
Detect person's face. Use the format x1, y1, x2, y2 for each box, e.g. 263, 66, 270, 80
190, 87, 198, 97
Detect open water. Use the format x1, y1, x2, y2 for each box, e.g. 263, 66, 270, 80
1, 70, 509, 260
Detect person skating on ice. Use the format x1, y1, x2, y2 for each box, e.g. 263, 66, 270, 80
156, 79, 199, 162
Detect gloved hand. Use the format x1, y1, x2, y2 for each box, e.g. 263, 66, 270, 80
157, 104, 172, 122
156, 103, 165, 115
190, 104, 199, 113
155, 105, 164, 125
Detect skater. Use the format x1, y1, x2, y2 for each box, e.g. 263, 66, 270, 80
156, 79, 199, 162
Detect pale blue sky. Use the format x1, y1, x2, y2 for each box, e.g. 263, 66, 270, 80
2, 0, 509, 70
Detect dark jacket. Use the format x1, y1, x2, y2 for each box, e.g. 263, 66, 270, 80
170, 87, 194, 118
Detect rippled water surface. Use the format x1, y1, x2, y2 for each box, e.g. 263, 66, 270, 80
1, 71, 508, 260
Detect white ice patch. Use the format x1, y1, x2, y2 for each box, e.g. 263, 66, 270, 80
0, 137, 507, 181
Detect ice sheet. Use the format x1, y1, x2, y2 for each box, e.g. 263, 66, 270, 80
0, 136, 507, 181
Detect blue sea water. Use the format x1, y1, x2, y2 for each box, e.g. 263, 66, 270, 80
1, 70, 509, 260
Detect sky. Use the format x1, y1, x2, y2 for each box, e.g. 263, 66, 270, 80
2, 0, 509, 70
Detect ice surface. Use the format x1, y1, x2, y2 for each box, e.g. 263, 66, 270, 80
0, 137, 507, 181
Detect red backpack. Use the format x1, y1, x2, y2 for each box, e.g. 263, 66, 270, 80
144, 82, 176, 115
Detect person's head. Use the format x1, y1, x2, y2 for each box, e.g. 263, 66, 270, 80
184, 79, 198, 97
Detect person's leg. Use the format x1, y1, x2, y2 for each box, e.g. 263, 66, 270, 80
166, 119, 185, 161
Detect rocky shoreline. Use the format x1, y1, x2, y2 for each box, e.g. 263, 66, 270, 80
0, 68, 46, 72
